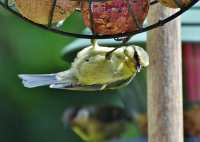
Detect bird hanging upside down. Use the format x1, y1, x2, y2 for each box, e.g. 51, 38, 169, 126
18, 43, 149, 91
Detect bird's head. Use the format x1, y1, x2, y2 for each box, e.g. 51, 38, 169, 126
124, 45, 149, 72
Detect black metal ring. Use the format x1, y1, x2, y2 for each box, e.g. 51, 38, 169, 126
0, 0, 199, 39
48, 0, 58, 27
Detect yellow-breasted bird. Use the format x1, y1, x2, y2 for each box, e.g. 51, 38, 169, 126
63, 106, 134, 142
19, 42, 149, 91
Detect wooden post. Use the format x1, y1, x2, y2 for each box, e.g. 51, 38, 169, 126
147, 4, 183, 142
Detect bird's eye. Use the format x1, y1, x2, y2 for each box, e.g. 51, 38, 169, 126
133, 50, 142, 72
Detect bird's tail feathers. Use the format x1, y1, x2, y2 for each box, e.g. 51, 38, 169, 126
18, 74, 59, 88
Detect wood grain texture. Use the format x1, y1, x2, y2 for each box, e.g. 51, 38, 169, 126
147, 4, 183, 142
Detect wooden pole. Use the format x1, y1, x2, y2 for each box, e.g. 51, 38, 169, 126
147, 4, 183, 142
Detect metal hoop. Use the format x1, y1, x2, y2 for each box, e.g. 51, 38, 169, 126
0, 0, 199, 39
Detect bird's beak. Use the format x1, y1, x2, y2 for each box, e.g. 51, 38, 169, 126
136, 64, 142, 72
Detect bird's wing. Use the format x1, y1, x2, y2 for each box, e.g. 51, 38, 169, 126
50, 83, 105, 91
49, 75, 135, 91
106, 75, 136, 90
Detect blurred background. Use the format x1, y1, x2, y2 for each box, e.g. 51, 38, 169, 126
0, 1, 200, 142
0, 4, 147, 142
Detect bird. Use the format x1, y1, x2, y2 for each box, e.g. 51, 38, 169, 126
62, 106, 134, 142
18, 42, 149, 91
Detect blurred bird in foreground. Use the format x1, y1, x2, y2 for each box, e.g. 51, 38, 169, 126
19, 42, 149, 91
63, 106, 134, 142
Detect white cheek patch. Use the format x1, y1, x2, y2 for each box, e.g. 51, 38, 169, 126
134, 46, 149, 67
74, 109, 90, 123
